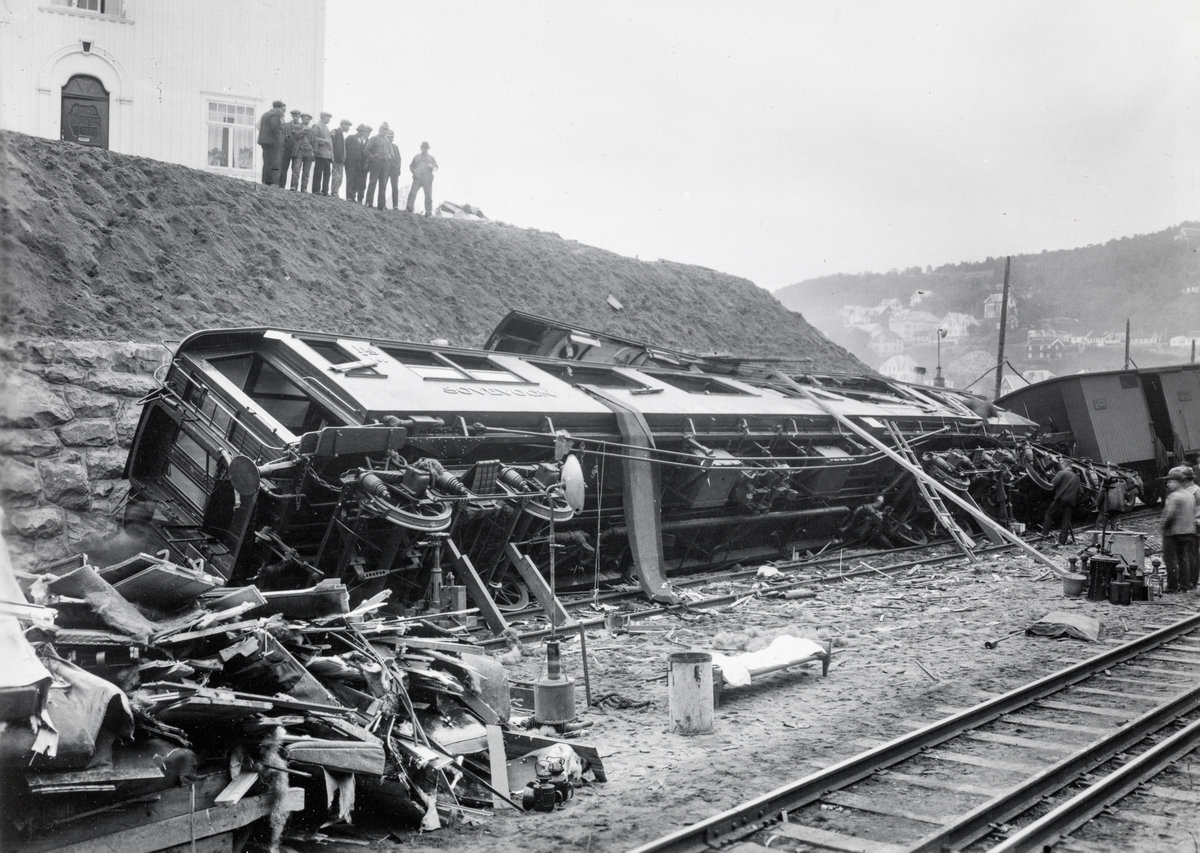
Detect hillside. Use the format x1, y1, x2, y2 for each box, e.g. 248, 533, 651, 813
0, 131, 865, 373
774, 225, 1200, 387
776, 228, 1200, 339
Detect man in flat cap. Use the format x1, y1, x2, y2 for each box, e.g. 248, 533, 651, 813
405, 141, 438, 217
1161, 467, 1196, 592
310, 112, 335, 196
290, 113, 315, 191
364, 122, 393, 210
257, 99, 285, 185
330, 119, 352, 199
278, 109, 303, 189
345, 124, 371, 202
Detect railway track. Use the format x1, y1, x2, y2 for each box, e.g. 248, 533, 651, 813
628, 610, 1200, 853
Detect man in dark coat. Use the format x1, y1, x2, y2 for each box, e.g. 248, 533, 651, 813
404, 141, 438, 217
257, 99, 285, 185
278, 109, 303, 189
330, 119, 351, 199
1040, 461, 1081, 546
344, 124, 370, 203
364, 122, 393, 210
386, 130, 403, 209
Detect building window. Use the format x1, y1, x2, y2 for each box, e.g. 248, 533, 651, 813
49, 0, 126, 17
206, 101, 255, 172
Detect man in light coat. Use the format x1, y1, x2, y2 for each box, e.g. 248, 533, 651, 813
1162, 468, 1197, 593
330, 119, 351, 199
404, 141, 438, 217
311, 112, 335, 196
257, 99, 285, 185
290, 113, 315, 191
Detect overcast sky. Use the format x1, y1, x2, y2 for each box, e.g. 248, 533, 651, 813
324, 1, 1200, 292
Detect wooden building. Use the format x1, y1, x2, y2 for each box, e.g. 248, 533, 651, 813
0, 0, 326, 181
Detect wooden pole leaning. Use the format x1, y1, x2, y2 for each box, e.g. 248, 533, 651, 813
772, 374, 1067, 576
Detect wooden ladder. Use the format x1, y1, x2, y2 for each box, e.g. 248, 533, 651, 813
884, 421, 978, 559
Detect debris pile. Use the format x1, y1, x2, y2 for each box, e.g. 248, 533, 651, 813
0, 520, 604, 852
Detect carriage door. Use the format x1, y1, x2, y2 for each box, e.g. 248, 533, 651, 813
61, 75, 110, 148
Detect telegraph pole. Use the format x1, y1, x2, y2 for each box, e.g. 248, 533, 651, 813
1124, 319, 1131, 370
992, 257, 1011, 401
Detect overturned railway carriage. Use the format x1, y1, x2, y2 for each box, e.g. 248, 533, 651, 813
997, 364, 1200, 504
125, 325, 1037, 626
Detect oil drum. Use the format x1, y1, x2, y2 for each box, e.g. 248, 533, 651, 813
1109, 580, 1131, 606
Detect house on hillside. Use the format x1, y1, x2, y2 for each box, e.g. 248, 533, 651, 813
889, 309, 941, 343
1026, 331, 1065, 360
1176, 226, 1200, 242
1130, 332, 1162, 347
983, 292, 1018, 326
0, 0, 325, 181
1169, 333, 1200, 349
838, 305, 873, 327
909, 289, 933, 307
878, 355, 924, 384
873, 298, 903, 315
868, 328, 905, 356
940, 312, 980, 342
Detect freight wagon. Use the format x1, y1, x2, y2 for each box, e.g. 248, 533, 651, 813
996, 364, 1200, 504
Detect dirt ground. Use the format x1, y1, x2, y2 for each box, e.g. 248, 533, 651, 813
282, 523, 1200, 853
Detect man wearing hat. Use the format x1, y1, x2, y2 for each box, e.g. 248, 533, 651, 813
1182, 465, 1200, 589
330, 119, 352, 199
310, 112, 335, 196
257, 100, 286, 185
1039, 459, 1080, 547
364, 122, 393, 210
1161, 467, 1196, 592
278, 109, 304, 189
290, 113, 316, 191
405, 141, 438, 217
345, 124, 371, 202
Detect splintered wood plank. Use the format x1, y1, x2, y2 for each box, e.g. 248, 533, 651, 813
772, 820, 907, 853
213, 770, 259, 806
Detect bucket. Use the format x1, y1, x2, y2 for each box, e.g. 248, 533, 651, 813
1062, 573, 1087, 597
668, 652, 713, 735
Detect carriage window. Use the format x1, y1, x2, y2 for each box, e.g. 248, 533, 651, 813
380, 348, 526, 383
537, 363, 649, 389
209, 353, 342, 435
644, 371, 753, 396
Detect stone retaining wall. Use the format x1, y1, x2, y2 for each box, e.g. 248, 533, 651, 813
0, 339, 171, 572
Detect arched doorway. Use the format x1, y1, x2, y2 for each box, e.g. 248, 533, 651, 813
61, 75, 110, 148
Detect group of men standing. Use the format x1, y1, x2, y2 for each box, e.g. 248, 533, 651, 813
256, 100, 438, 215
1041, 459, 1200, 594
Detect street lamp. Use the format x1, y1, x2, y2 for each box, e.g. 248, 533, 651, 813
935, 327, 947, 387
